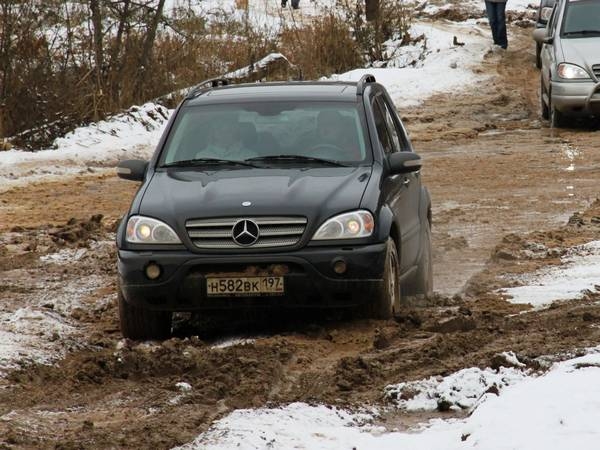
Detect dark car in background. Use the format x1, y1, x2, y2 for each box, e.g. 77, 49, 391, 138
115, 76, 433, 339
535, 0, 557, 68
534, 0, 600, 127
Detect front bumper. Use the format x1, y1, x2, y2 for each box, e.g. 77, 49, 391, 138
117, 242, 387, 311
551, 80, 600, 116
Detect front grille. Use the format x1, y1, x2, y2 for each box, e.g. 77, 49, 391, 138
186, 216, 307, 249
593, 64, 600, 79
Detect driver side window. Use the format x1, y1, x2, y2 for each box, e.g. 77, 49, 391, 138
547, 3, 558, 36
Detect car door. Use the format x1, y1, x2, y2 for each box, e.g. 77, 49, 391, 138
372, 94, 421, 271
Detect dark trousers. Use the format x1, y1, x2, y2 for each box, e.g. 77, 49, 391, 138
485, 1, 508, 49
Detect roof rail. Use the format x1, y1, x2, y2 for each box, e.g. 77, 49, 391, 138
187, 77, 230, 98
356, 74, 376, 96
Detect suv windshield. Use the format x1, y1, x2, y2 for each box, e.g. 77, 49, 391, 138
159, 102, 369, 167
562, 0, 600, 36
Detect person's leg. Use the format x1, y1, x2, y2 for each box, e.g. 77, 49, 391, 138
496, 2, 508, 49
485, 1, 499, 46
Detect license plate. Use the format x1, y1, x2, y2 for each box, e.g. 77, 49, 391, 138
206, 276, 284, 297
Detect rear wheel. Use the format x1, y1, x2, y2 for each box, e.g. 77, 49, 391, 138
364, 238, 400, 319
405, 220, 433, 297
118, 288, 172, 340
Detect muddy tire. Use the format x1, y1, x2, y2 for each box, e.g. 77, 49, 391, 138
405, 220, 433, 297
535, 42, 542, 69
118, 289, 172, 340
363, 238, 400, 319
541, 79, 549, 120
549, 88, 566, 128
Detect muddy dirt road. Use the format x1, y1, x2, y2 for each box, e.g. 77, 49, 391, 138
1, 27, 600, 449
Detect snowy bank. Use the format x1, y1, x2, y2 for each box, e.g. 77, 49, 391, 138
501, 240, 600, 308
176, 350, 600, 450
0, 103, 171, 192
333, 21, 492, 109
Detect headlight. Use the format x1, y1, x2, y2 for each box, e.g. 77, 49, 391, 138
540, 7, 552, 22
125, 216, 181, 244
312, 210, 374, 240
557, 63, 590, 80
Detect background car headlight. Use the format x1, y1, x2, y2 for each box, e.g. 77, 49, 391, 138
126, 216, 181, 244
312, 210, 374, 240
557, 63, 590, 80
540, 6, 553, 22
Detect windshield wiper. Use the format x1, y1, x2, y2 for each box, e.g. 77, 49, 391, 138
563, 30, 600, 36
161, 158, 257, 168
246, 155, 349, 167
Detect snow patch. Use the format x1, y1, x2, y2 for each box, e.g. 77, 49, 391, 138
501, 241, 600, 308
333, 22, 492, 108
177, 350, 600, 450
211, 338, 256, 349
384, 366, 528, 412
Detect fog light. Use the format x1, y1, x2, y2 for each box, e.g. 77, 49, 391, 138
333, 259, 347, 274
145, 263, 162, 280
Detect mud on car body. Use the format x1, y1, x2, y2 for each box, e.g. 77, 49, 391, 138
116, 75, 433, 340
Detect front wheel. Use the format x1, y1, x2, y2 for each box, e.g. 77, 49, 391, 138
540, 78, 549, 120
549, 88, 566, 128
118, 288, 172, 340
364, 238, 400, 319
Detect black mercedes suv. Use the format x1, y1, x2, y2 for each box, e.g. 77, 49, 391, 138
116, 75, 432, 339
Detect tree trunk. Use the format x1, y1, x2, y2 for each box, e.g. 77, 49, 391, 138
89, 0, 104, 119
366, 0, 379, 21
135, 0, 166, 101
108, 0, 131, 104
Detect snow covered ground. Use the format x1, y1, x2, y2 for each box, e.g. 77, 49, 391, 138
176, 350, 600, 450
501, 241, 600, 308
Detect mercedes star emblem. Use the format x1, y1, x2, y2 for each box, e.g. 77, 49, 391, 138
232, 219, 260, 247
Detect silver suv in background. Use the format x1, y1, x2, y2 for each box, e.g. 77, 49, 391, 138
533, 0, 600, 127
535, 0, 556, 68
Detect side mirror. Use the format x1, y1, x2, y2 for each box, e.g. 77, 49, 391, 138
116, 159, 148, 181
532, 28, 546, 43
532, 28, 553, 45
388, 152, 422, 175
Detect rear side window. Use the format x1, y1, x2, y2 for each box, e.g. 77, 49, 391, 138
561, 0, 600, 36
372, 99, 395, 154
159, 101, 369, 165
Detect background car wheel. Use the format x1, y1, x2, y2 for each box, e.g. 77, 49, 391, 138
364, 238, 400, 319
535, 42, 542, 69
540, 79, 549, 120
404, 220, 433, 297
550, 95, 565, 128
118, 287, 172, 340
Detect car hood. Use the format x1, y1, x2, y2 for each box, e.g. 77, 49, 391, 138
559, 36, 600, 79
138, 166, 373, 233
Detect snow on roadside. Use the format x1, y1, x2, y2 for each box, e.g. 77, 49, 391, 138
333, 21, 492, 108
0, 242, 116, 377
501, 241, 600, 308
0, 103, 171, 192
176, 350, 600, 450
384, 365, 528, 412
